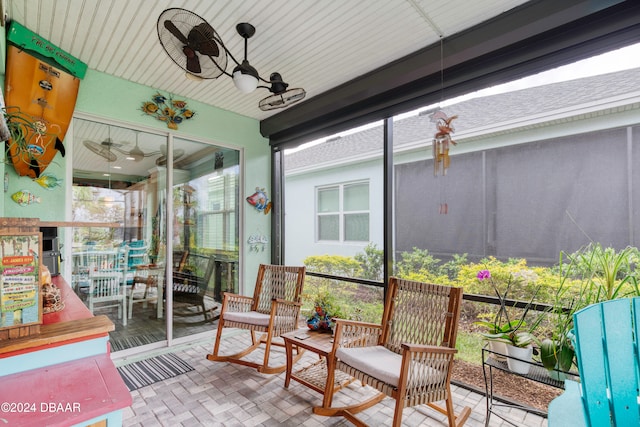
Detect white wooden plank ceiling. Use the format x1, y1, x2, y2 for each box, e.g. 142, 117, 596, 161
5, 0, 530, 121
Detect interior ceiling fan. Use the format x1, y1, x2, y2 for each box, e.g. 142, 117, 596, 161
83, 136, 185, 165
156, 145, 186, 166
83, 138, 119, 162
157, 8, 306, 111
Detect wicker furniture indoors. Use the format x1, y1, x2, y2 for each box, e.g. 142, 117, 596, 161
207, 264, 306, 374
316, 277, 471, 427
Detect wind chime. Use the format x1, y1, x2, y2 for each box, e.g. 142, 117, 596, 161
432, 110, 457, 176
431, 110, 457, 214
431, 37, 458, 215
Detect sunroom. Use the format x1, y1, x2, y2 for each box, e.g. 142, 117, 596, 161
0, 1, 639, 426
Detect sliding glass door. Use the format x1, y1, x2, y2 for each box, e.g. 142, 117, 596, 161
70, 117, 239, 351
170, 136, 239, 340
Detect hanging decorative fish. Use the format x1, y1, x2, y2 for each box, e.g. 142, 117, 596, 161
32, 174, 63, 190
246, 187, 272, 214
11, 189, 41, 206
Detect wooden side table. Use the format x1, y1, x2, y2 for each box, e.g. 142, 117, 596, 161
282, 329, 354, 402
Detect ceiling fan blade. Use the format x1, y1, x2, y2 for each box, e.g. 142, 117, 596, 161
164, 20, 188, 44
127, 146, 145, 162
197, 39, 220, 57
283, 89, 306, 103
184, 50, 202, 73
83, 140, 117, 162
101, 137, 122, 147
194, 22, 216, 37
259, 88, 306, 111
188, 25, 220, 57
156, 148, 185, 166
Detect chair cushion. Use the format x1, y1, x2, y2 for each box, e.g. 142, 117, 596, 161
224, 311, 272, 327
173, 282, 200, 294
336, 345, 445, 388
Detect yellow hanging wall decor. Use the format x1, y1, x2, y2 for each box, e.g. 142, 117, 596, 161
141, 92, 195, 130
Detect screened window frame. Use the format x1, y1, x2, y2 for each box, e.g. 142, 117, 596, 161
271, 1, 640, 293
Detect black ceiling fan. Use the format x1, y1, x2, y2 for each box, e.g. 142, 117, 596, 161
157, 8, 227, 79
157, 8, 306, 111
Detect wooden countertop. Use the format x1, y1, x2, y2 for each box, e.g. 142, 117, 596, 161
43, 275, 94, 324
0, 275, 114, 358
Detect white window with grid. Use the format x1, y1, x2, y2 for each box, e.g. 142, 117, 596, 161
316, 181, 369, 242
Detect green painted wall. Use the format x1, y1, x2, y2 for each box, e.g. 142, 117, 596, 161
76, 70, 263, 146
2, 144, 67, 220
2, 68, 272, 293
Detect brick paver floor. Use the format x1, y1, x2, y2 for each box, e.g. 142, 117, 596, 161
117, 330, 548, 427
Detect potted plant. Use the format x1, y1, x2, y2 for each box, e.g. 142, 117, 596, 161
503, 331, 536, 374
475, 316, 520, 362
473, 269, 543, 373
474, 270, 530, 362
537, 245, 640, 380
306, 291, 346, 333
536, 246, 626, 380
540, 333, 574, 381
473, 269, 509, 360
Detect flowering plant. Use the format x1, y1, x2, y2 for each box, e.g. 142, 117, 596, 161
306, 291, 346, 333
141, 93, 195, 130
473, 269, 540, 347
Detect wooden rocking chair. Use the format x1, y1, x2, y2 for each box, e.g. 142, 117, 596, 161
315, 277, 471, 427
207, 264, 306, 374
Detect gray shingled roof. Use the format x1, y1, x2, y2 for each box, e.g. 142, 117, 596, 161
285, 67, 640, 171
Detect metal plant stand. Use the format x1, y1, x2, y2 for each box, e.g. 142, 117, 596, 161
482, 345, 578, 426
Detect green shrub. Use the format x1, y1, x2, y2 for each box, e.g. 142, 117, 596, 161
394, 247, 465, 283
564, 243, 640, 302
300, 244, 640, 371
457, 257, 558, 303
395, 247, 440, 280
354, 242, 383, 280
303, 254, 362, 277
301, 276, 384, 324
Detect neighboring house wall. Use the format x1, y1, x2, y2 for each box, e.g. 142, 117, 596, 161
285, 157, 384, 266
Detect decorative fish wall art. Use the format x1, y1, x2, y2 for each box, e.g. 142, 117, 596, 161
32, 173, 62, 190
11, 189, 40, 206
246, 187, 272, 214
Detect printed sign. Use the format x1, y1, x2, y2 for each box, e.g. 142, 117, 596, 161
0, 233, 41, 328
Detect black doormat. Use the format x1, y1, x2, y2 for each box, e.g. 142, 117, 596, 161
117, 353, 194, 391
